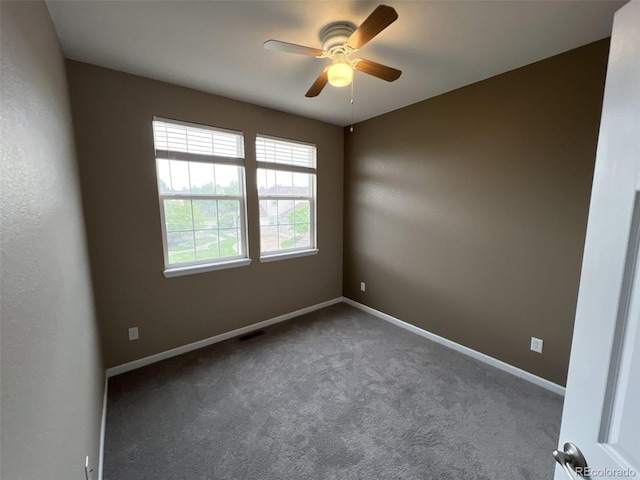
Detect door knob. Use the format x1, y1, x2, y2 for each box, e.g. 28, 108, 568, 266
553, 442, 588, 479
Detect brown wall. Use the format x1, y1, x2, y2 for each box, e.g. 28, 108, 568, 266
66, 61, 344, 368
0, 2, 104, 479
343, 40, 609, 386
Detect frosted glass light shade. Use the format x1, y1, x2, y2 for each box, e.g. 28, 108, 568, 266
327, 62, 353, 87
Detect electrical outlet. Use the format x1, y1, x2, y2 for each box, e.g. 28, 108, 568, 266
360, 282, 366, 292
530, 337, 543, 354
128, 327, 139, 341
85, 455, 93, 480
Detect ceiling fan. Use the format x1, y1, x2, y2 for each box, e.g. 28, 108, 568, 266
264, 4, 402, 97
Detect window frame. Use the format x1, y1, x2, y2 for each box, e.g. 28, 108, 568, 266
153, 116, 251, 277
256, 134, 318, 261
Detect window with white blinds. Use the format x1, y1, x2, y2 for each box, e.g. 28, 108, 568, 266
256, 135, 317, 257
153, 117, 249, 273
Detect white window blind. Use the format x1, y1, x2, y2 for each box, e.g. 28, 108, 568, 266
256, 135, 316, 172
153, 117, 245, 165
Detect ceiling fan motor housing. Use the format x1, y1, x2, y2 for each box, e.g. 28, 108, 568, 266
320, 22, 356, 53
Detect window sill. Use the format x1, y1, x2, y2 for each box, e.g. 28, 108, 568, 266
260, 249, 319, 263
163, 258, 252, 278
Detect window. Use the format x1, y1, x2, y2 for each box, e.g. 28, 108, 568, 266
153, 117, 250, 276
256, 135, 317, 260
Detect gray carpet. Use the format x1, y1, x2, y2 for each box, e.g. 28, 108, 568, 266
104, 303, 563, 480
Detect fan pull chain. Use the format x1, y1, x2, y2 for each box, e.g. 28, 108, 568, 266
350, 76, 355, 133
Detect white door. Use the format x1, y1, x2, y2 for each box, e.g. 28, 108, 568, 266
554, 1, 640, 479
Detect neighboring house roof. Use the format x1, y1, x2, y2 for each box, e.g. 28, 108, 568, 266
278, 203, 299, 217
258, 185, 309, 196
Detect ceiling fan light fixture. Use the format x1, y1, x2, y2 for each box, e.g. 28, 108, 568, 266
327, 62, 353, 87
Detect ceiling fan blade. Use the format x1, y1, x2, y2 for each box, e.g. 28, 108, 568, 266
354, 59, 402, 82
305, 71, 329, 97
264, 40, 324, 57
347, 5, 398, 50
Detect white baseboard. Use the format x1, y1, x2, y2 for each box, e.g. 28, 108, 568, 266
341, 297, 566, 396
105, 296, 565, 396
98, 374, 107, 480
106, 297, 343, 378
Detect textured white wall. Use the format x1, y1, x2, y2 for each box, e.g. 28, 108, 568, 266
0, 2, 104, 479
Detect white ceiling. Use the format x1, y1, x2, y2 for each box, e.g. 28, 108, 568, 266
46, 0, 626, 127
